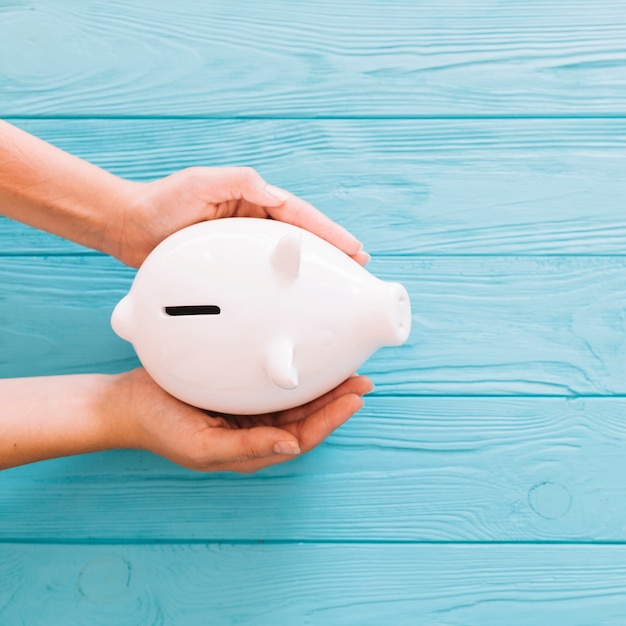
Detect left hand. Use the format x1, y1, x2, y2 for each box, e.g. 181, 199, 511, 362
109, 166, 369, 268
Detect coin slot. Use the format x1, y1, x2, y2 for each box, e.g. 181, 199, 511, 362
164, 305, 221, 316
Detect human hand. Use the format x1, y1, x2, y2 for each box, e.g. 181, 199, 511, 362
106, 368, 372, 473
1, 123, 364, 267
109, 167, 369, 268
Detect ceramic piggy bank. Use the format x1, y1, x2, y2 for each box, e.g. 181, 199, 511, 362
111, 217, 411, 414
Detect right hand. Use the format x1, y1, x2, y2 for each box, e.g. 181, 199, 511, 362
105, 368, 372, 473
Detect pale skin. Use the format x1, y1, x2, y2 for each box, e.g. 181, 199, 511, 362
0, 120, 372, 472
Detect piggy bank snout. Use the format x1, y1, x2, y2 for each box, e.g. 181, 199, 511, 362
379, 282, 411, 346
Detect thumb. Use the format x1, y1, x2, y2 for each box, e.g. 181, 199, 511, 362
207, 426, 301, 464
219, 167, 290, 207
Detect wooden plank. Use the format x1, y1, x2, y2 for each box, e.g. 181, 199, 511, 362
0, 256, 138, 377
1, 0, 626, 116
3, 118, 626, 255
2, 543, 626, 625
2, 254, 626, 395
2, 395, 626, 541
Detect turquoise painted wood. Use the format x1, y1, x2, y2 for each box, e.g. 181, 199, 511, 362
1, 0, 626, 116
3, 119, 626, 256
2, 0, 626, 623
3, 544, 626, 625
3, 255, 626, 394
3, 396, 626, 542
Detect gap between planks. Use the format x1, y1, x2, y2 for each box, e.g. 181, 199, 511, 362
6, 114, 626, 120
6, 538, 626, 546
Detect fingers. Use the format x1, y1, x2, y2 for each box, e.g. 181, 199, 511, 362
215, 167, 290, 208
267, 193, 363, 258
216, 166, 364, 257
352, 250, 371, 266
272, 375, 373, 427
202, 166, 367, 261
211, 391, 366, 475
289, 392, 364, 454
193, 425, 301, 468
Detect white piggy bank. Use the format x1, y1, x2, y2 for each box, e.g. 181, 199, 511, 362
111, 217, 411, 414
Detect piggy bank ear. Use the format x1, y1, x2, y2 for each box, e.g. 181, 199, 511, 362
271, 231, 301, 282
111, 295, 134, 342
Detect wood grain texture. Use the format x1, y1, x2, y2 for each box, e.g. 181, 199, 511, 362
2, 0, 626, 619
0, 256, 138, 376
2, 254, 626, 395
3, 118, 626, 256
3, 543, 626, 625
2, 395, 626, 541
1, 0, 626, 116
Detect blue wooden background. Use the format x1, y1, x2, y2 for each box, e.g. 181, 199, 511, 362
2, 0, 626, 623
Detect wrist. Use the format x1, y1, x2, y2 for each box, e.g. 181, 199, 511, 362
98, 178, 148, 265
0, 373, 134, 469
94, 372, 144, 451
0, 121, 146, 262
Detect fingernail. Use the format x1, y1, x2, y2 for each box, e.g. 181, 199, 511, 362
265, 184, 290, 202
273, 440, 301, 455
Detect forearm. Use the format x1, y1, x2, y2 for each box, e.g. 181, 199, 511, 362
0, 373, 124, 469
0, 120, 140, 256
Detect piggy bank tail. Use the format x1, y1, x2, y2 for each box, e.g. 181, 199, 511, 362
111, 295, 134, 342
